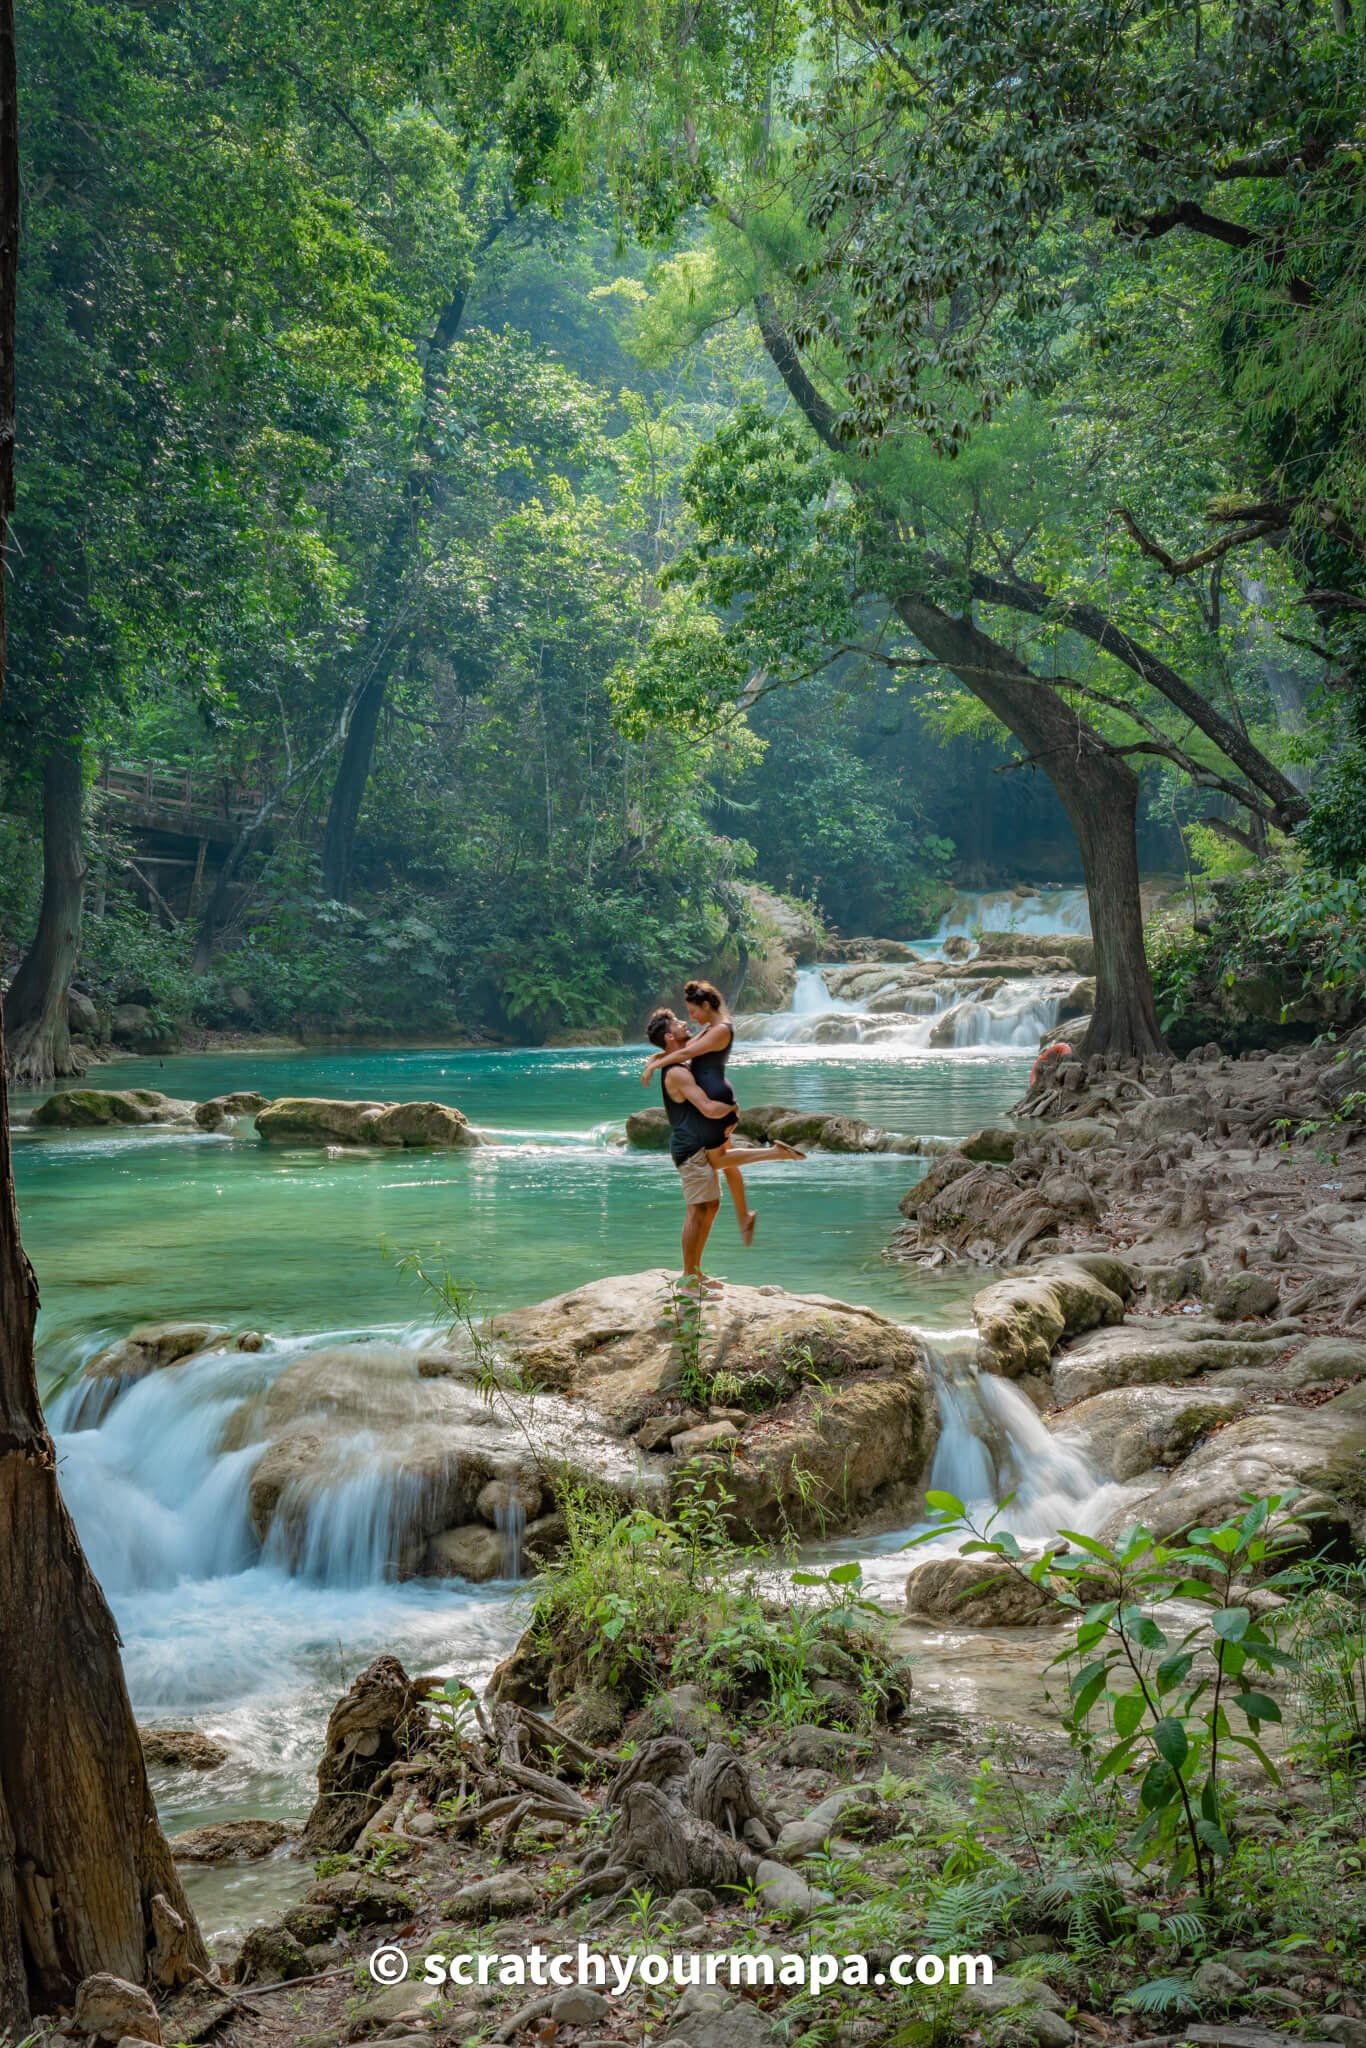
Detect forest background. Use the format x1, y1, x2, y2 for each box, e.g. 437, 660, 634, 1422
1, 0, 1361, 1081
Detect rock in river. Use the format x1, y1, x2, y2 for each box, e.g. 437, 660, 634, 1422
32, 1086, 195, 1128
487, 1269, 938, 1537
255, 1096, 481, 1147
1104, 1394, 1366, 1552
904, 1555, 1066, 1627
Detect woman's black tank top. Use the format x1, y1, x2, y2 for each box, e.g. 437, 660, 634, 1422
690, 1025, 735, 1109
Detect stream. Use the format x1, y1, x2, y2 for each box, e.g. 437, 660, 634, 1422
12, 885, 1131, 1939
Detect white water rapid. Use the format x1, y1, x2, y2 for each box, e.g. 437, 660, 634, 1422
739, 884, 1090, 1050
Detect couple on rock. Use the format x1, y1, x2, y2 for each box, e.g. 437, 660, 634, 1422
641, 978, 802, 1293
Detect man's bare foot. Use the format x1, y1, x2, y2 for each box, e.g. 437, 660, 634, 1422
740, 1209, 757, 1247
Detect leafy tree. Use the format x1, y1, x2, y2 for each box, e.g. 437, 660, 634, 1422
0, 8, 212, 2024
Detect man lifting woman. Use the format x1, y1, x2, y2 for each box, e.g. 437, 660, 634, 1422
641, 978, 802, 1292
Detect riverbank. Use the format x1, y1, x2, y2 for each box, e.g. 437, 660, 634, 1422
21, 902, 1366, 2047
79, 1245, 1366, 2048
894, 1030, 1366, 1329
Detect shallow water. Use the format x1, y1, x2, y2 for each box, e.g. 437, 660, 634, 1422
15, 1040, 1037, 1370
11, 890, 1107, 1937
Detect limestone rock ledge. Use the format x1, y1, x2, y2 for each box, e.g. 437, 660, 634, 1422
76, 1272, 939, 1585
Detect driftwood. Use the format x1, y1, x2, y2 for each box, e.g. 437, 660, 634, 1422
554, 1737, 779, 1917
301, 1654, 427, 1854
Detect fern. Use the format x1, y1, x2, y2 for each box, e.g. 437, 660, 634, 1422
921, 1875, 1018, 1949
1117, 1976, 1198, 2016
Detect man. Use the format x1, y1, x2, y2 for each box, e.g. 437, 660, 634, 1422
644, 1007, 801, 1288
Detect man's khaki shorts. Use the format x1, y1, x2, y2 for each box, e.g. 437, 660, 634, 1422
676, 1150, 720, 1205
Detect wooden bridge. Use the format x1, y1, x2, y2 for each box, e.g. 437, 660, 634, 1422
97, 761, 267, 920
98, 762, 262, 841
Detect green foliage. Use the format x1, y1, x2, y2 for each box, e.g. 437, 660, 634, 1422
1299, 740, 1366, 875
1286, 1561, 1366, 1784
1148, 859, 1366, 1038
78, 903, 201, 1027
687, 1564, 912, 1731
529, 1480, 738, 1698
909, 1489, 1309, 1896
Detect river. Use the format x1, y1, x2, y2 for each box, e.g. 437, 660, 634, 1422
11, 885, 1123, 1937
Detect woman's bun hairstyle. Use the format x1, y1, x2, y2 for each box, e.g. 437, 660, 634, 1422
683, 978, 723, 1012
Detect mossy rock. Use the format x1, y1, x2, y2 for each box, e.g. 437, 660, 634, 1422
33, 1087, 178, 1128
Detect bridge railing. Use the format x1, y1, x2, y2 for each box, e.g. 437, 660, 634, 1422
98, 761, 262, 823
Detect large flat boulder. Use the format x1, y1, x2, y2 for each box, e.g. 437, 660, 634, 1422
1103, 1397, 1366, 1552
486, 1269, 938, 1536
32, 1087, 194, 1128
972, 1259, 1129, 1377
1049, 1383, 1249, 1481
1051, 1321, 1304, 1404
255, 1097, 480, 1147
487, 1268, 923, 1405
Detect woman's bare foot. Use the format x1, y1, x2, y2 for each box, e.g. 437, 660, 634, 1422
771, 1141, 805, 1160
740, 1209, 757, 1247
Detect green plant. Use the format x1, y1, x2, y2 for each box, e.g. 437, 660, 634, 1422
908, 1490, 1308, 1897
1287, 1560, 1366, 1783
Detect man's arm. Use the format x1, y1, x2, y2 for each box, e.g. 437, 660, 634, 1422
642, 1018, 730, 1081
665, 1066, 724, 1118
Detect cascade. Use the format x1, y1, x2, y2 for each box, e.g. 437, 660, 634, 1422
741, 886, 1088, 1050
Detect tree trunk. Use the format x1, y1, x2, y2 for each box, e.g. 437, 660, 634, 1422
4, 733, 87, 1085
318, 210, 512, 903
751, 296, 1167, 1061
320, 257, 488, 904
0, 20, 210, 2024
319, 618, 396, 901
894, 595, 1168, 1061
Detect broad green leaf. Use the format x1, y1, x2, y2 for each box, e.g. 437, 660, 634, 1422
1153, 1718, 1189, 1769
1140, 1758, 1179, 1811
1231, 1690, 1282, 1724
1114, 1693, 1146, 1739
1155, 1652, 1195, 1693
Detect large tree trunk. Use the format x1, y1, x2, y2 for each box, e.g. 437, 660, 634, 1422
4, 732, 86, 1084
0, 18, 210, 2026
319, 216, 507, 902
752, 296, 1167, 1061
894, 595, 1167, 1061
319, 560, 404, 901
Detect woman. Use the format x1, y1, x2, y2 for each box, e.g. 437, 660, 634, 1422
642, 978, 802, 1245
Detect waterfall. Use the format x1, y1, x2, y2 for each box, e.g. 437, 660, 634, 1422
935, 885, 1091, 940
825, 1339, 1139, 1600
495, 1497, 527, 1580
738, 885, 1085, 1050
741, 968, 1071, 1050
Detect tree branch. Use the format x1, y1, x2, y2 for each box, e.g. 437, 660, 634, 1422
1114, 505, 1286, 578
968, 564, 1308, 824
752, 292, 845, 452
1123, 202, 1316, 306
